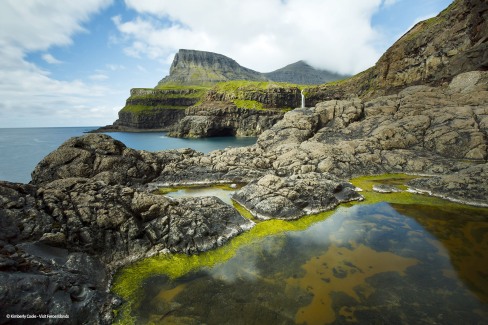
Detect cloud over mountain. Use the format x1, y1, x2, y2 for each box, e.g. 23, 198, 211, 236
117, 0, 393, 75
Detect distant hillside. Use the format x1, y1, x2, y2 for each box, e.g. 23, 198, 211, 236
157, 49, 347, 87
157, 49, 267, 87
264, 60, 348, 85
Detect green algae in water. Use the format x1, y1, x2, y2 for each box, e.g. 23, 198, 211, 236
113, 175, 488, 324
112, 209, 335, 324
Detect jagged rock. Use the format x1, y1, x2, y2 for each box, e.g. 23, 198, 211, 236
232, 173, 363, 220
152, 145, 271, 186
30, 134, 199, 186
257, 71, 488, 179
0, 176, 253, 323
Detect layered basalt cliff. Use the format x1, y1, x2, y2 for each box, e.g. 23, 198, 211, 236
169, 81, 302, 138
96, 88, 204, 132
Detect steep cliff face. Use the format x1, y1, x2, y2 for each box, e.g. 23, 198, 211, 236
208, 81, 302, 109
169, 102, 285, 138
168, 81, 301, 138
306, 0, 488, 104
157, 49, 267, 86
110, 88, 204, 131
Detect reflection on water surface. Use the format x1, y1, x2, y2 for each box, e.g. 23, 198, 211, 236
114, 180, 488, 325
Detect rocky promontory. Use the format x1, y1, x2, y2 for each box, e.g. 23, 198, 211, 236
96, 49, 346, 134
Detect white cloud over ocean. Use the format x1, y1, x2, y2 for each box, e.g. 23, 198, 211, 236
0, 0, 114, 127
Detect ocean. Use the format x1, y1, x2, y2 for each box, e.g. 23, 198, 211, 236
0, 127, 256, 184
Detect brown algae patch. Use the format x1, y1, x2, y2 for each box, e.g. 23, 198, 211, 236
392, 203, 488, 303
287, 243, 419, 325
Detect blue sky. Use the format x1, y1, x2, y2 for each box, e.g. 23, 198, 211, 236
0, 0, 452, 128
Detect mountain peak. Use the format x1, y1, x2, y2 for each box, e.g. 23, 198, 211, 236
264, 60, 348, 85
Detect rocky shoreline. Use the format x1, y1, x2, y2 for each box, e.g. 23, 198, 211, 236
2, 70, 487, 324
1, 0, 487, 323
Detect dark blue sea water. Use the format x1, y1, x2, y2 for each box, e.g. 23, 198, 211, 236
0, 127, 256, 184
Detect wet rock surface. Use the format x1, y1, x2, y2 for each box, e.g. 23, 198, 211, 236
233, 173, 363, 220
407, 163, 488, 207
0, 175, 253, 324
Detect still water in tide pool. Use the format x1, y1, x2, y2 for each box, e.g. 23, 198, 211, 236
120, 199, 488, 324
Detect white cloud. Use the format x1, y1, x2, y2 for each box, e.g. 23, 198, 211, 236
382, 0, 398, 7
106, 63, 126, 71
117, 0, 385, 75
89, 73, 109, 81
0, 0, 112, 51
42, 53, 63, 64
0, 0, 115, 127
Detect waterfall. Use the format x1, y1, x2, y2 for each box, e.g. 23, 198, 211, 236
301, 90, 305, 108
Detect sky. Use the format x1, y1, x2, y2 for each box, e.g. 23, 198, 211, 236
0, 0, 453, 128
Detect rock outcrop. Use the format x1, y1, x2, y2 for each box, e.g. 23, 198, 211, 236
1, 135, 254, 324
169, 82, 301, 138
169, 102, 284, 138
407, 163, 488, 207
305, 0, 488, 105
31, 134, 199, 186
256, 71, 488, 182
232, 173, 362, 220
